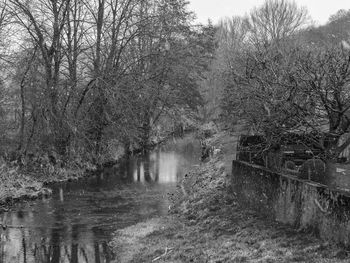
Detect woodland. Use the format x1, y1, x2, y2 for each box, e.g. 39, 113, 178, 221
0, 0, 349, 174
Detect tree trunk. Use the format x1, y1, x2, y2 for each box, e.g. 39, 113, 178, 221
18, 79, 25, 152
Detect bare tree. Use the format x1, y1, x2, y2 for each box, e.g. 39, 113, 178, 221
0, 0, 204, 165
9, 0, 71, 153
0, 0, 12, 64
248, 0, 310, 47
292, 47, 350, 158
220, 0, 310, 131
216, 17, 250, 72
328, 9, 350, 22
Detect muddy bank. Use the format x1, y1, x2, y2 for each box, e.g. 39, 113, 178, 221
110, 130, 350, 263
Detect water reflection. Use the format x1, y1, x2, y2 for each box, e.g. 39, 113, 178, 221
0, 226, 113, 263
131, 151, 180, 183
0, 135, 200, 263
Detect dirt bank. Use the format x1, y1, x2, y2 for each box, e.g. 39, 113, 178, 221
110, 130, 350, 263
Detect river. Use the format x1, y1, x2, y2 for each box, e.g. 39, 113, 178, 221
0, 135, 200, 263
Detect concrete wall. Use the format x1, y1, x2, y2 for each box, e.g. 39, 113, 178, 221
231, 160, 350, 247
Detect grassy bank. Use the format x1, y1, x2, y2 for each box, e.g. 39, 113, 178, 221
0, 157, 97, 212
110, 130, 350, 263
0, 164, 51, 212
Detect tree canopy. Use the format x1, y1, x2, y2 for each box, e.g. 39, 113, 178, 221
216, 1, 350, 159
0, 0, 214, 164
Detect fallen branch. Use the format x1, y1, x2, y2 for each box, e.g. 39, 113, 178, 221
152, 247, 174, 262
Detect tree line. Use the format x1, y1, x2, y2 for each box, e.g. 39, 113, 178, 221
3, 0, 349, 166
0, 0, 214, 165
205, 0, 350, 160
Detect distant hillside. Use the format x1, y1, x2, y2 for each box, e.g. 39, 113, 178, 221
298, 10, 350, 48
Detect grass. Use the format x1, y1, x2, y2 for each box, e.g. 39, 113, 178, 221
111, 130, 350, 263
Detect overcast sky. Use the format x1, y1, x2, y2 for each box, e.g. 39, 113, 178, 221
188, 0, 350, 25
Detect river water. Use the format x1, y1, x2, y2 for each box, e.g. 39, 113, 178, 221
0, 135, 200, 263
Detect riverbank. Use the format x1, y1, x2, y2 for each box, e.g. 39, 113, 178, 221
0, 126, 194, 214
0, 165, 51, 212
0, 158, 97, 212
0, 128, 191, 214
110, 130, 350, 263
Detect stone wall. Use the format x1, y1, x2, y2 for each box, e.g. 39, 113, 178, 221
231, 160, 350, 247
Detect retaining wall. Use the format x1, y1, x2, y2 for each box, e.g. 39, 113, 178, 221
231, 160, 350, 247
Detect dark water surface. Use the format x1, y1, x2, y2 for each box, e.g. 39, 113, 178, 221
0, 135, 200, 263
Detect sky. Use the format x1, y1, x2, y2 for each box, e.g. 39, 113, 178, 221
187, 0, 350, 25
